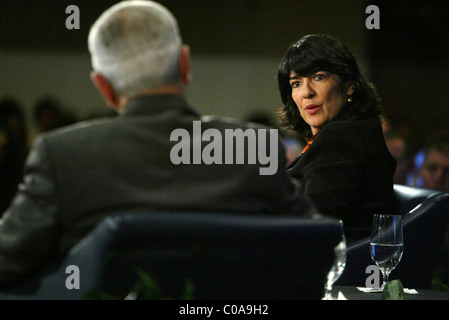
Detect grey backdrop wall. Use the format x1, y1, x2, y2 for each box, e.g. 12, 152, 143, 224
1, 0, 368, 138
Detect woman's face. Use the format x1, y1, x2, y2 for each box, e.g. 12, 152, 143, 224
289, 70, 353, 135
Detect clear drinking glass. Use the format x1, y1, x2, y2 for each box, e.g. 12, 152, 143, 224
323, 220, 347, 300
370, 214, 403, 291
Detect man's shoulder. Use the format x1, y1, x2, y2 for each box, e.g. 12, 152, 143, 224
201, 115, 274, 131
37, 116, 116, 145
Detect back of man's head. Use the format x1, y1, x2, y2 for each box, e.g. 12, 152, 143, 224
88, 1, 182, 98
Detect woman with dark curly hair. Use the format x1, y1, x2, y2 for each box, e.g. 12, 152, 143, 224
277, 34, 400, 241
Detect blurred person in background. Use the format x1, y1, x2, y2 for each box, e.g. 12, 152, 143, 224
418, 133, 449, 193
0, 125, 12, 212
421, 132, 449, 289
31, 96, 77, 141
0, 98, 28, 213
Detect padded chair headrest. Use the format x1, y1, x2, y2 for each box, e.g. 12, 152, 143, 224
394, 184, 446, 215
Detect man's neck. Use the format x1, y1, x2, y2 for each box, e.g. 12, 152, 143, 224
116, 84, 185, 113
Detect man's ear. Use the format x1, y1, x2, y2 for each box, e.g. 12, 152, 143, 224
179, 45, 191, 86
90, 72, 120, 109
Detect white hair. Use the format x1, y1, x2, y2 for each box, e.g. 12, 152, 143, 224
88, 1, 182, 97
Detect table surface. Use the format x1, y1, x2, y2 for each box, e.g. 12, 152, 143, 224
332, 286, 449, 300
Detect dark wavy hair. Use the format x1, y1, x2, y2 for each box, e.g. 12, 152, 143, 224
277, 34, 382, 141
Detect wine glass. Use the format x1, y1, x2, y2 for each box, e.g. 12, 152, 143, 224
370, 214, 403, 291
323, 220, 346, 300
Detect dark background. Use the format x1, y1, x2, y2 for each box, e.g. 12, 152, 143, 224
1, 0, 368, 54
1, 0, 448, 151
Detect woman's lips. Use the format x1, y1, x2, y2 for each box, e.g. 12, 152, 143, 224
305, 104, 321, 115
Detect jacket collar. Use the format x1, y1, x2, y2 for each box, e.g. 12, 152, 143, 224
121, 94, 199, 118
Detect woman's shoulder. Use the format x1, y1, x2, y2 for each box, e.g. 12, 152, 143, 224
314, 117, 384, 154
322, 116, 381, 136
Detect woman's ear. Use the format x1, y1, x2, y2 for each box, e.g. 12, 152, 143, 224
90, 72, 120, 109
346, 84, 355, 96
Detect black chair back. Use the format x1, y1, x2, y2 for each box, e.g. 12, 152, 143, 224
0, 212, 342, 300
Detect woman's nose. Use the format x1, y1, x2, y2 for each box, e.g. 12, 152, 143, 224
301, 80, 316, 99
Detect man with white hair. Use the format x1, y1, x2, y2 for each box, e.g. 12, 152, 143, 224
0, 1, 300, 288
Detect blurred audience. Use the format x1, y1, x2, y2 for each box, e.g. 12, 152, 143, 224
0, 1, 300, 289
0, 98, 28, 213
382, 113, 423, 157
422, 132, 449, 289
277, 34, 400, 242
0, 125, 11, 212
417, 133, 449, 193
383, 128, 413, 185
0, 127, 8, 160
32, 96, 77, 140
0, 97, 28, 149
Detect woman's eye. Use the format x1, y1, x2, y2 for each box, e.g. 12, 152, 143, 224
290, 81, 301, 88
314, 74, 326, 81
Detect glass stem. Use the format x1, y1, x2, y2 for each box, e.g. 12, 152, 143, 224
323, 287, 332, 300
381, 270, 389, 289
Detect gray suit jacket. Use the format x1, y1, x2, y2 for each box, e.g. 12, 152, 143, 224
0, 94, 301, 287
